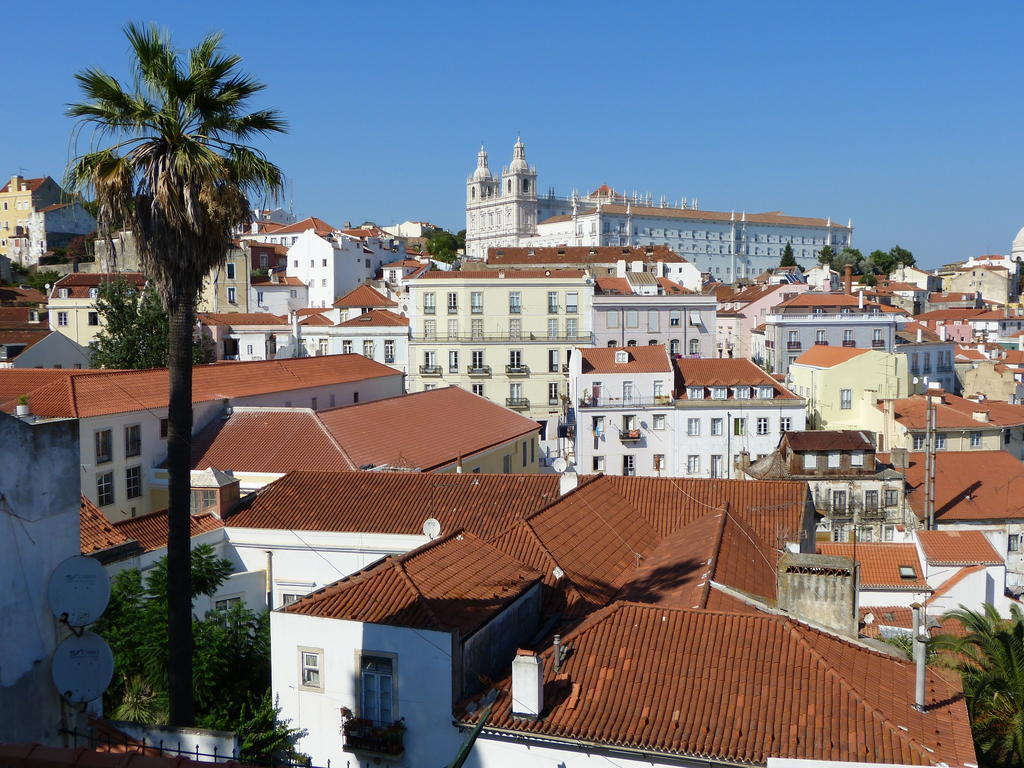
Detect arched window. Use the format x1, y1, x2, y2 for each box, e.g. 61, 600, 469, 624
507, 180, 512, 192
471, 188, 476, 199
607, 340, 616, 347
627, 339, 637, 347
522, 179, 530, 193
670, 339, 680, 355
648, 339, 658, 345
689, 338, 700, 355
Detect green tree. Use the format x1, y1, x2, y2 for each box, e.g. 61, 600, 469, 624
67, 23, 284, 725
25, 269, 62, 293
890, 244, 915, 267
779, 243, 796, 267
424, 228, 460, 263
455, 229, 466, 251
933, 604, 1024, 768
817, 244, 836, 267
94, 545, 305, 763
90, 277, 213, 369
868, 249, 896, 275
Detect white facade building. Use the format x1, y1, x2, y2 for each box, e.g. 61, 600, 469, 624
466, 139, 853, 282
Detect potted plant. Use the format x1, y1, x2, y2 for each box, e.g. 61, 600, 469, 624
15, 395, 29, 417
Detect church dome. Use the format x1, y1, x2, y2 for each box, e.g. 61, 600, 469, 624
1013, 226, 1024, 256
508, 137, 529, 173
472, 146, 493, 181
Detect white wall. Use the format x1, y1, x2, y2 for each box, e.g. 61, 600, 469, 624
9, 331, 91, 369
271, 613, 461, 767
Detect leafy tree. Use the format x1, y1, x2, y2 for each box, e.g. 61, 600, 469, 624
779, 243, 796, 267
817, 244, 836, 267
90, 277, 213, 369
424, 228, 460, 263
455, 229, 466, 251
933, 604, 1024, 768
25, 269, 62, 293
67, 23, 284, 725
858, 272, 878, 286
890, 244, 915, 268
94, 545, 305, 763
868, 249, 896, 275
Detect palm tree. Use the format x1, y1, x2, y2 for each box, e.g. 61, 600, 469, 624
933, 604, 1024, 767
67, 23, 284, 725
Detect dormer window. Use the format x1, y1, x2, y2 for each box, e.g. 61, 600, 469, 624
757, 386, 774, 399
851, 451, 864, 467
687, 386, 704, 400
734, 386, 751, 400
58, 288, 70, 299
88, 287, 98, 299
711, 387, 727, 400
615, 350, 629, 364
803, 453, 816, 470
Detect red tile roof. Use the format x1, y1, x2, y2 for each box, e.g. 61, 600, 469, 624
1, 355, 401, 418
784, 429, 874, 451
0, 285, 46, 305
884, 392, 1024, 429
579, 345, 672, 374
261, 216, 335, 236
49, 272, 146, 299
336, 309, 409, 327
915, 308, 988, 322
917, 530, 1003, 565
250, 275, 305, 286
80, 496, 135, 555
0, 368, 105, 406
297, 313, 334, 326
414, 269, 586, 280
112, 510, 223, 552
486, 245, 685, 265
0, 176, 49, 193
772, 292, 905, 313
817, 542, 928, 589
792, 345, 872, 367
0, 744, 261, 768
584, 203, 853, 230
674, 357, 799, 398
462, 602, 972, 766
227, 471, 561, 538
198, 312, 289, 326
283, 531, 542, 635
885, 450, 1024, 522
332, 283, 397, 308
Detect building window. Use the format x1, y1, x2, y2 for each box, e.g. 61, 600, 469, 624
509, 318, 522, 340
885, 489, 899, 506
364, 340, 376, 359
935, 433, 946, 450
509, 291, 521, 313
447, 292, 458, 313
566, 292, 578, 313
471, 291, 483, 313
711, 418, 723, 436
503, 454, 512, 473
756, 417, 769, 435
342, 339, 353, 354
57, 311, 68, 326
566, 317, 578, 337
711, 386, 727, 400
447, 319, 458, 339
625, 310, 639, 328
88, 311, 99, 326
687, 455, 700, 475
226, 263, 236, 279
95, 429, 112, 464
688, 338, 700, 355
912, 434, 925, 450
732, 418, 745, 436
227, 287, 236, 303
687, 417, 700, 436
864, 490, 879, 511
547, 291, 558, 313
471, 383, 484, 397
832, 490, 847, 512
299, 648, 323, 691
548, 349, 559, 373
653, 414, 666, 430
423, 292, 436, 313
448, 350, 459, 373
710, 455, 723, 478
1009, 534, 1021, 553
670, 310, 681, 327
593, 455, 605, 471
126, 466, 142, 499
471, 319, 483, 340
124, 424, 141, 457
803, 453, 816, 470
840, 388, 852, 410
970, 432, 981, 448
384, 339, 395, 363
623, 455, 635, 476
548, 318, 558, 339
780, 417, 791, 432
851, 450, 864, 466
360, 653, 397, 719
160, 418, 168, 439
734, 386, 751, 400
827, 452, 840, 468
548, 381, 559, 405
653, 454, 665, 472
606, 311, 620, 329
670, 339, 680, 355
97, 471, 114, 506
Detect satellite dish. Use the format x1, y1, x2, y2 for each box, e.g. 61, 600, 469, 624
52, 632, 113, 703
48, 555, 110, 626
422, 518, 442, 540
551, 457, 567, 473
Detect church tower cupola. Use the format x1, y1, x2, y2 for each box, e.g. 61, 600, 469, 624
472, 145, 493, 181
509, 136, 529, 173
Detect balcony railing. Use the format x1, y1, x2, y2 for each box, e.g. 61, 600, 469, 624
506, 397, 530, 410
871, 339, 886, 348
562, 363, 570, 372
578, 396, 673, 409
814, 340, 829, 346
620, 429, 643, 441
842, 340, 856, 347
506, 364, 530, 376
423, 306, 435, 314
342, 718, 405, 759
786, 341, 802, 350
419, 364, 442, 376
413, 332, 593, 343
766, 312, 891, 322
509, 306, 521, 314
467, 365, 492, 377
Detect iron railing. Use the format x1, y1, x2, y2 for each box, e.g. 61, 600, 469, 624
506, 397, 530, 410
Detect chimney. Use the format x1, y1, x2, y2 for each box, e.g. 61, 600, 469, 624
916, 327, 922, 343
972, 409, 989, 423
891, 446, 908, 469
858, 291, 865, 309
843, 265, 853, 295
912, 603, 927, 712
735, 450, 752, 475
927, 381, 944, 405
777, 553, 858, 636
511, 650, 544, 719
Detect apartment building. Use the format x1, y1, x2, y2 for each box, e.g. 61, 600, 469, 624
8, 202, 96, 266
895, 321, 957, 393
757, 292, 907, 375
714, 282, 809, 359
0, 175, 64, 259
591, 271, 715, 355
198, 243, 252, 313
406, 269, 594, 423
48, 272, 147, 347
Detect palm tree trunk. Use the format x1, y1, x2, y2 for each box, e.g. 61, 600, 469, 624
166, 294, 195, 726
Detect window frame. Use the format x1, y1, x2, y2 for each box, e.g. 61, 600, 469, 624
298, 646, 324, 693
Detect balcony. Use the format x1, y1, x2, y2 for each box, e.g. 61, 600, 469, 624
842, 340, 856, 347
871, 339, 886, 348
548, 397, 560, 406
413, 332, 593, 344
620, 429, 643, 442
343, 718, 405, 759
471, 306, 483, 314
814, 340, 829, 346
509, 306, 521, 314
423, 306, 435, 314
786, 341, 802, 350
579, 396, 673, 409
506, 398, 530, 410
448, 306, 458, 314
467, 365, 492, 377
419, 364, 442, 376
506, 364, 531, 376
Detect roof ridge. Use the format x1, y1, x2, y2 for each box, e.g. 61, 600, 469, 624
393, 557, 444, 629
780, 618, 942, 762
310, 411, 358, 470
698, 510, 729, 608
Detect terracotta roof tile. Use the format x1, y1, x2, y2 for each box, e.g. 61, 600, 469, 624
463, 602, 972, 766
226, 471, 560, 539
80, 496, 134, 555
884, 392, 1024, 429
580, 203, 852, 230
0, 176, 48, 193
917, 530, 1003, 565
415, 269, 587, 280
49, 272, 146, 299
675, 357, 799, 398
784, 429, 874, 451
198, 312, 289, 326
112, 510, 223, 552
1, 355, 400, 418
250, 275, 305, 286
336, 309, 409, 327
792, 345, 872, 367
0, 285, 46, 305
579, 345, 672, 374
817, 542, 928, 589
0, 743, 262, 768
332, 284, 397, 308
297, 313, 334, 326
261, 216, 335, 236
283, 531, 542, 635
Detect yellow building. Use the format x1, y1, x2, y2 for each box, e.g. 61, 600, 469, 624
406, 268, 594, 422
48, 272, 147, 347
0, 175, 64, 259
788, 346, 909, 431
198, 243, 252, 313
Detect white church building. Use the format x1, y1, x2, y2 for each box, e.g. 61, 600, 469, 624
466, 139, 854, 282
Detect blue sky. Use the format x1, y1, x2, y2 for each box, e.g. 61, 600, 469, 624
4, 2, 1021, 266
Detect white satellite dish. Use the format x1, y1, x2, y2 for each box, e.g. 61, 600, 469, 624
52, 632, 114, 703
551, 457, 567, 474
422, 518, 442, 540
48, 555, 110, 627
